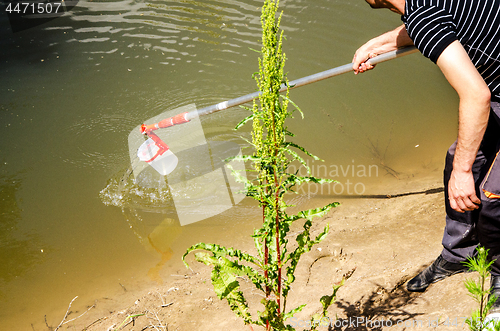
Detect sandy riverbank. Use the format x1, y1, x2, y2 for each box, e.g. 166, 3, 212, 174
54, 174, 478, 331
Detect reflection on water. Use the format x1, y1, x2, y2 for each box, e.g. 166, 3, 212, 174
0, 0, 458, 329
0, 174, 43, 285
64, 0, 264, 70
146, 217, 182, 284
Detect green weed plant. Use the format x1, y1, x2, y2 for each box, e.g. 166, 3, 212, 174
183, 1, 344, 330
464, 247, 500, 331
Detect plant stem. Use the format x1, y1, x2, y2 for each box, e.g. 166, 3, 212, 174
274, 171, 282, 317
263, 181, 270, 330
480, 271, 485, 323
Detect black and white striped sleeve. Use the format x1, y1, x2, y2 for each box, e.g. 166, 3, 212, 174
403, 6, 458, 63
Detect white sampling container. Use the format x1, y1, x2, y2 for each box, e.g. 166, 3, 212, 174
137, 137, 178, 175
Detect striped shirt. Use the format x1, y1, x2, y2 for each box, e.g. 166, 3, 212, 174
403, 0, 500, 98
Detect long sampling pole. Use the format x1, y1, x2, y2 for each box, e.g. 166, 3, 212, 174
141, 46, 418, 133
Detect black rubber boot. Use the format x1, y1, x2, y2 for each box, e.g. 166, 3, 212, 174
406, 255, 470, 292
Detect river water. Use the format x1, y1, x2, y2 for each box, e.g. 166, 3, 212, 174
0, 0, 459, 329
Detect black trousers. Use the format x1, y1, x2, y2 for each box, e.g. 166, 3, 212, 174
441, 102, 500, 276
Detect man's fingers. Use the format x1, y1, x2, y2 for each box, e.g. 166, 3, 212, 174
470, 193, 482, 205
456, 198, 469, 211
449, 195, 481, 213
449, 198, 464, 213
462, 196, 480, 210
354, 62, 375, 74
447, 169, 481, 213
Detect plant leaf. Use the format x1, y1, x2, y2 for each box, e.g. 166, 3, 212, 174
284, 142, 322, 161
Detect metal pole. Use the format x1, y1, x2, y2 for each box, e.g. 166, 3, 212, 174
190, 46, 418, 119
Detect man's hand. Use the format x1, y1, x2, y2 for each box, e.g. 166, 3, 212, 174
353, 25, 413, 74
353, 46, 378, 74
448, 169, 481, 212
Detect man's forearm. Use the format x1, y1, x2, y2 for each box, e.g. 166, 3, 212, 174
436, 41, 491, 173
366, 24, 413, 52
454, 99, 490, 173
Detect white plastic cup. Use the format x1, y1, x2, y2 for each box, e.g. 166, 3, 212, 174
137, 138, 178, 175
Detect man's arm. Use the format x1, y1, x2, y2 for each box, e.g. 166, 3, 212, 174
436, 40, 491, 212
352, 24, 413, 74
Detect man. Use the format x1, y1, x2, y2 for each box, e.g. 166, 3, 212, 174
352, 0, 500, 318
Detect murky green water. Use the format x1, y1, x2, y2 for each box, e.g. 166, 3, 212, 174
0, 0, 459, 329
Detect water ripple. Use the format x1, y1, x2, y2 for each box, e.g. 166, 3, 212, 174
61, 0, 267, 67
